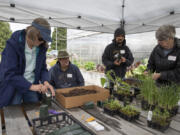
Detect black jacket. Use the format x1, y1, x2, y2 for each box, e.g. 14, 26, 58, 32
147, 38, 180, 84
102, 39, 134, 78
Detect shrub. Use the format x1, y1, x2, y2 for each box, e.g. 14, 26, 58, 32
83, 61, 95, 71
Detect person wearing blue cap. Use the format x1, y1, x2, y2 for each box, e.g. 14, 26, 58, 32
0, 18, 55, 107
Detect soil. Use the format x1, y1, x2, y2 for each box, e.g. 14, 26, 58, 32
62, 88, 97, 97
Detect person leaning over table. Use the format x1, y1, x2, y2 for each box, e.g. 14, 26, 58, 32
145, 25, 180, 85
49, 50, 84, 89
102, 27, 134, 94
0, 17, 55, 108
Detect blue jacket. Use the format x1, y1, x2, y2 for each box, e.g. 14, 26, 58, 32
49, 62, 84, 89
0, 30, 49, 107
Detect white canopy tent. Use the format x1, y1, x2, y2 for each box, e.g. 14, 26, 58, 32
0, 0, 180, 34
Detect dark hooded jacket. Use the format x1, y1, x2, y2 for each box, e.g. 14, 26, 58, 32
147, 38, 180, 84
102, 37, 134, 78
0, 30, 49, 107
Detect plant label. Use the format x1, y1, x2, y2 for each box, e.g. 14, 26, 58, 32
147, 111, 152, 121
114, 85, 117, 91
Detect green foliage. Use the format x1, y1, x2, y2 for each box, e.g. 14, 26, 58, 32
120, 105, 140, 116
83, 61, 95, 71
100, 77, 106, 87
106, 70, 131, 91
51, 27, 67, 50
0, 22, 12, 52
132, 64, 147, 76
72, 59, 82, 68
104, 99, 121, 110
157, 84, 180, 110
152, 108, 171, 126
138, 75, 157, 106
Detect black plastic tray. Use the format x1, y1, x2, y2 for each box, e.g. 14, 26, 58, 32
32, 112, 95, 135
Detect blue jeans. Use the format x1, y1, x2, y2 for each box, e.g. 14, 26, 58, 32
10, 90, 39, 105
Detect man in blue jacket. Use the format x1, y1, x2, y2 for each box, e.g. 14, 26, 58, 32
0, 18, 55, 108
49, 50, 84, 89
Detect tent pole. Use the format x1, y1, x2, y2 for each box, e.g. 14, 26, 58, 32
121, 0, 125, 29
56, 27, 57, 50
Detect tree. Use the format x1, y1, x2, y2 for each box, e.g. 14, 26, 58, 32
0, 22, 12, 52
51, 27, 67, 50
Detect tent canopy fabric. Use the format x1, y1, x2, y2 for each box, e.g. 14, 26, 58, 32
0, 0, 180, 34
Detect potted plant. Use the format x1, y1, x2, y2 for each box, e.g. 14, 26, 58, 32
138, 75, 157, 110
103, 99, 122, 116
147, 108, 171, 132
118, 105, 140, 121
156, 84, 180, 116
106, 70, 133, 101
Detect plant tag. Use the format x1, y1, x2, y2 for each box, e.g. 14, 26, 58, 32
130, 88, 134, 95
147, 111, 152, 121
114, 85, 117, 91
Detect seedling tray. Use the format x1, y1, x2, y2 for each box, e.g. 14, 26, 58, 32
147, 120, 170, 132
103, 107, 118, 116
118, 111, 140, 121
32, 112, 95, 135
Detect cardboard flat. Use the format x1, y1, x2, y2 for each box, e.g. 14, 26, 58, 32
55, 85, 109, 108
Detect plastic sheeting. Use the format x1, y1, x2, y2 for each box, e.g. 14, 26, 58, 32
0, 0, 180, 34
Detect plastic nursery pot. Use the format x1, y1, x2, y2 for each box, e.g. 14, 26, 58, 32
119, 111, 139, 121
39, 104, 49, 119
147, 120, 171, 132
103, 106, 117, 116
42, 94, 52, 107
168, 106, 178, 117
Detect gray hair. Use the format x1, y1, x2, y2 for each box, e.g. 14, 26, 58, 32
156, 25, 176, 41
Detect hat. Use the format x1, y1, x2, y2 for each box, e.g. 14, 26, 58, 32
57, 50, 69, 59
32, 22, 52, 42
114, 28, 125, 38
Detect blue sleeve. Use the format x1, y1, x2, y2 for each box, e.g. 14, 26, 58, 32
2, 42, 32, 92
74, 66, 84, 86
40, 53, 50, 83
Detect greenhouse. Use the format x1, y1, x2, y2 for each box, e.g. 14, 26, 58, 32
0, 0, 180, 135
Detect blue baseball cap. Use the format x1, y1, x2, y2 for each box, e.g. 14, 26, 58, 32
32, 22, 52, 42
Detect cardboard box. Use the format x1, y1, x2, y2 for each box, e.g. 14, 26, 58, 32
55, 85, 110, 108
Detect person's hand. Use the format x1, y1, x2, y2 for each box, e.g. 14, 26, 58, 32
152, 73, 161, 80
121, 57, 126, 63
40, 85, 48, 94
29, 84, 43, 93
44, 81, 55, 96
114, 59, 121, 66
